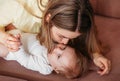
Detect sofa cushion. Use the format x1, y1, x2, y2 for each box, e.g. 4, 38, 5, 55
0, 75, 26, 81
77, 15, 120, 81
95, 15, 120, 74
0, 58, 76, 81
90, 0, 120, 18
0, 15, 120, 81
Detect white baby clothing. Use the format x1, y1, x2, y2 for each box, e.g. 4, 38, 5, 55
5, 33, 53, 75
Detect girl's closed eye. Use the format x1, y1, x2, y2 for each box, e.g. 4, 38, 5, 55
59, 34, 64, 39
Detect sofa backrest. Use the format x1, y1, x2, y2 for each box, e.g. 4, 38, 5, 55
90, 0, 120, 18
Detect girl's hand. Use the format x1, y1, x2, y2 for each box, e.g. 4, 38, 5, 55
0, 31, 21, 52
93, 53, 111, 75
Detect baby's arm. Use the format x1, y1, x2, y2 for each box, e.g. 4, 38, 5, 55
14, 33, 53, 75
5, 46, 53, 75
93, 53, 111, 75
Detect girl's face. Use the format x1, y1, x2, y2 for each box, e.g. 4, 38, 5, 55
51, 25, 80, 45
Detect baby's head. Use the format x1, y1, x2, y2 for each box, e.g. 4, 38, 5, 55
48, 45, 88, 79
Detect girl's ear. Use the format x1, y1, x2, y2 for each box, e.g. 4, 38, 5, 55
46, 14, 51, 22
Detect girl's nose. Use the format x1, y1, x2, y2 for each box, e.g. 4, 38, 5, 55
61, 38, 69, 45
56, 44, 67, 50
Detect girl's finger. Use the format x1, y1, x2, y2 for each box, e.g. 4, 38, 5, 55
6, 40, 21, 46
7, 45, 20, 52
100, 60, 110, 75
7, 35, 19, 42
107, 60, 111, 73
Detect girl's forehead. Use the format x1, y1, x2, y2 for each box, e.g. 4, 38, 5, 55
52, 26, 80, 39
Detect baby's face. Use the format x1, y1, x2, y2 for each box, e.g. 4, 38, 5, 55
48, 45, 75, 73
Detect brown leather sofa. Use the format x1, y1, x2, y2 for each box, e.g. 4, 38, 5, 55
0, 0, 120, 81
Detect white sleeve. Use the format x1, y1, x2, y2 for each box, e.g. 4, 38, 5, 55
0, 0, 19, 26
5, 46, 53, 75
27, 55, 53, 75
21, 33, 47, 57
29, 40, 47, 57
20, 33, 53, 75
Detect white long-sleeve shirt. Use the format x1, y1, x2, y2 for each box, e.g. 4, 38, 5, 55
5, 33, 53, 75
0, 0, 48, 33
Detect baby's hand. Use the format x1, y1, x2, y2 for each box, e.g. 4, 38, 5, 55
93, 53, 111, 75
1, 32, 21, 52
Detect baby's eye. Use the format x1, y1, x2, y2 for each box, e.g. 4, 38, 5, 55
57, 54, 61, 59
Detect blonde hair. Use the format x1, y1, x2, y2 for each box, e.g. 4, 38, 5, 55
37, 0, 85, 52
37, 0, 102, 57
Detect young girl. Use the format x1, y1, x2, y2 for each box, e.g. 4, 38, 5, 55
37, 0, 111, 75
0, 0, 111, 76
0, 31, 88, 79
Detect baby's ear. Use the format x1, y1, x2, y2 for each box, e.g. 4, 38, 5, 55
54, 69, 60, 74
46, 14, 51, 22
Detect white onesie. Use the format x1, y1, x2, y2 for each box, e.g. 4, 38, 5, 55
4, 32, 53, 75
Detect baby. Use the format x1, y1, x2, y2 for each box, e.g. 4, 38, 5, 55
0, 30, 88, 79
